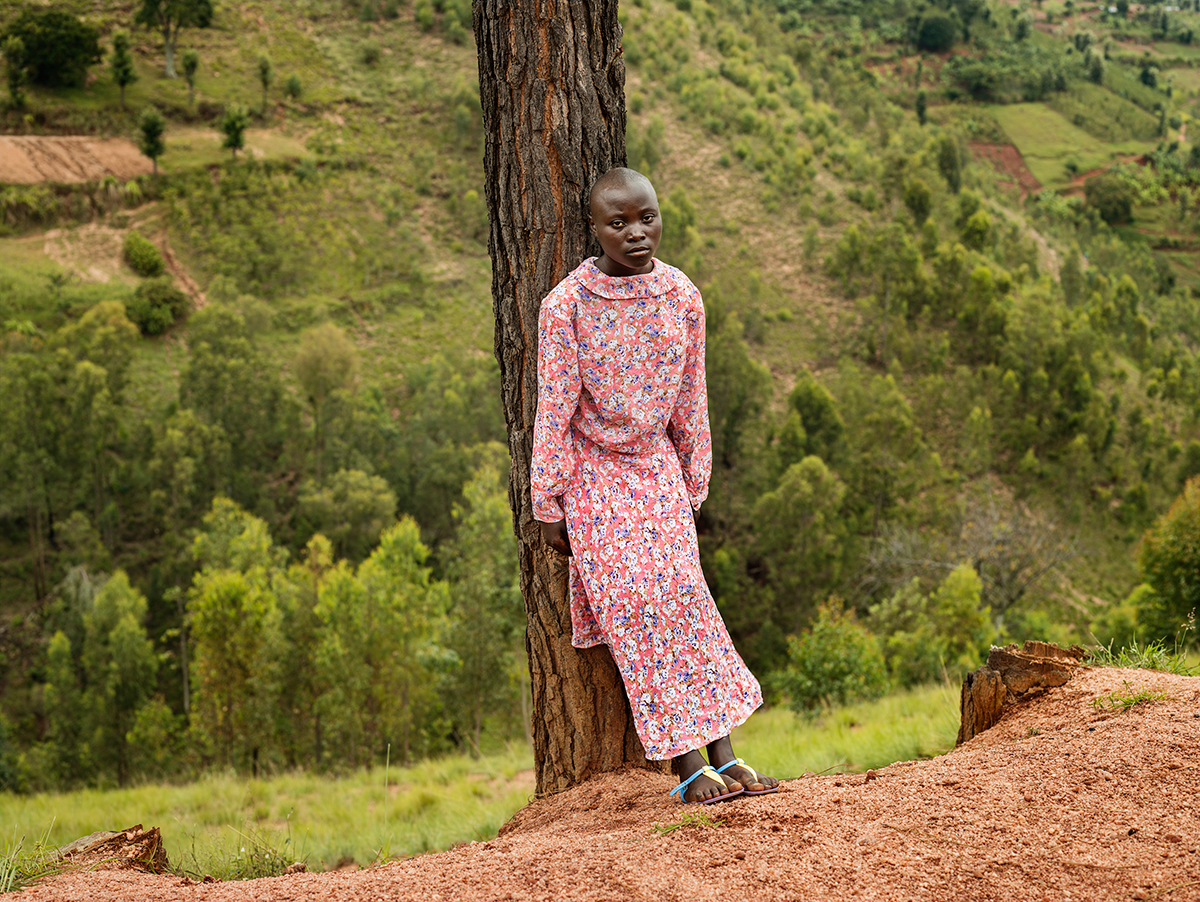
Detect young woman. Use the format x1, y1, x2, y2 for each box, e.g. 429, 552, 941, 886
530, 168, 779, 804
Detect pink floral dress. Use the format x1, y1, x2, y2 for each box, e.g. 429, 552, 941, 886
530, 257, 763, 760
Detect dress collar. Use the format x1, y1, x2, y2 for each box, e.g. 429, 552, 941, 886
572, 257, 676, 300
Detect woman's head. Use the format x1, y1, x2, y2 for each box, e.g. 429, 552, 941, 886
588, 168, 661, 276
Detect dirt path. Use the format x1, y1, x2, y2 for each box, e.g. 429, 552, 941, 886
0, 137, 153, 185
23, 666, 1200, 901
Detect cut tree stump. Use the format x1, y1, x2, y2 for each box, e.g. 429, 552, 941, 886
956, 641, 1089, 745
55, 824, 170, 874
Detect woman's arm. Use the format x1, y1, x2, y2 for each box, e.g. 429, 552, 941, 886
667, 281, 713, 510
530, 293, 582, 528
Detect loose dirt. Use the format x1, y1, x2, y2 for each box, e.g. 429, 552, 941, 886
0, 137, 153, 185
969, 143, 1043, 198
21, 666, 1200, 901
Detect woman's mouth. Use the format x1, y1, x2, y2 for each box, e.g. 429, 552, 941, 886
627, 246, 652, 257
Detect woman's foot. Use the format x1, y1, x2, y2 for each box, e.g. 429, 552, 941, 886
706, 736, 780, 793
673, 750, 742, 802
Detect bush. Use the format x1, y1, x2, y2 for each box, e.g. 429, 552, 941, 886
868, 565, 995, 687
125, 277, 189, 336
360, 40, 381, 66
1085, 172, 1135, 224
1, 8, 101, 88
1138, 477, 1200, 639
123, 230, 165, 277
283, 74, 302, 99
917, 15, 957, 52
961, 209, 992, 250
779, 599, 889, 714
903, 178, 932, 225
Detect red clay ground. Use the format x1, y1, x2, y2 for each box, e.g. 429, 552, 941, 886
0, 137, 153, 185
20, 666, 1200, 902
969, 143, 1043, 198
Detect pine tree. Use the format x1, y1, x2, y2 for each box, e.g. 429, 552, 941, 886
137, 106, 166, 178
257, 55, 273, 113
110, 30, 138, 109
181, 48, 199, 106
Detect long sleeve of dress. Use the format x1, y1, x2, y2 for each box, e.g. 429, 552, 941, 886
530, 295, 581, 522
667, 282, 712, 509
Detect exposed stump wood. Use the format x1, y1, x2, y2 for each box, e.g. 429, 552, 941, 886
957, 641, 1089, 745
56, 824, 169, 874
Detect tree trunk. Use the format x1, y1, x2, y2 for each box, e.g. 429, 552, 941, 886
163, 26, 177, 79
474, 0, 668, 796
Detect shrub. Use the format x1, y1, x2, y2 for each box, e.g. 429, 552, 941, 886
868, 565, 995, 687
415, 2, 435, 31
1, 8, 101, 88
961, 208, 992, 250
123, 230, 165, 277
1085, 172, 1134, 224
284, 74, 302, 99
1138, 477, 1200, 639
937, 136, 962, 194
125, 277, 189, 336
917, 15, 957, 52
779, 599, 889, 714
219, 104, 250, 159
360, 40, 381, 66
903, 178, 932, 225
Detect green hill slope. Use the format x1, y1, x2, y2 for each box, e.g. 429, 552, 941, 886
0, 0, 1197, 789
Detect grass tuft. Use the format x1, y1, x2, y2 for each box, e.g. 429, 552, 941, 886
1091, 680, 1172, 714
651, 809, 724, 835
1089, 631, 1197, 676
0, 828, 64, 894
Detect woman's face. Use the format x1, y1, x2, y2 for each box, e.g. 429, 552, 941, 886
589, 180, 662, 276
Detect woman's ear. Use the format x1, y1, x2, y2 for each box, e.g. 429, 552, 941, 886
588, 215, 597, 237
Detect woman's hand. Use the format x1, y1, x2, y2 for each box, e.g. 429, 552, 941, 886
540, 519, 572, 557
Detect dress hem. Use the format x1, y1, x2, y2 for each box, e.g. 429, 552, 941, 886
643, 698, 763, 761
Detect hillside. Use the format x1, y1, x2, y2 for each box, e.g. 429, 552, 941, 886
1, 0, 1200, 794
18, 666, 1200, 901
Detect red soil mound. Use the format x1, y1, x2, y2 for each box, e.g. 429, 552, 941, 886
22, 666, 1200, 901
970, 143, 1043, 198
0, 136, 153, 185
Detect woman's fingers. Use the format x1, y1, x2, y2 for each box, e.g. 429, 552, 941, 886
540, 519, 573, 557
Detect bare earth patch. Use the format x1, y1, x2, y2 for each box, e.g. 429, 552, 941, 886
0, 137, 153, 185
21, 666, 1200, 901
969, 143, 1043, 198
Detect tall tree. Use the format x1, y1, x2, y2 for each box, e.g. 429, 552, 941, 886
474, 0, 667, 795
137, 106, 166, 178
257, 55, 273, 113
110, 31, 138, 109
1, 36, 27, 110
135, 0, 213, 79
181, 49, 199, 106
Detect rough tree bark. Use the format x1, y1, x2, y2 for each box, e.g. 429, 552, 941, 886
956, 641, 1087, 745
474, 0, 668, 795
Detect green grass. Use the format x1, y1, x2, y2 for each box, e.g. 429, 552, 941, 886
1089, 631, 1199, 675
0, 685, 960, 879
731, 683, 960, 779
1091, 679, 1173, 713
0, 744, 535, 875
158, 127, 309, 171
986, 102, 1157, 188
0, 828, 65, 894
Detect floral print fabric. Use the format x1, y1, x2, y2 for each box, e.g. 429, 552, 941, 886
530, 257, 762, 760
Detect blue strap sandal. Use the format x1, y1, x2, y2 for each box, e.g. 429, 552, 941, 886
669, 765, 745, 805
715, 757, 780, 795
